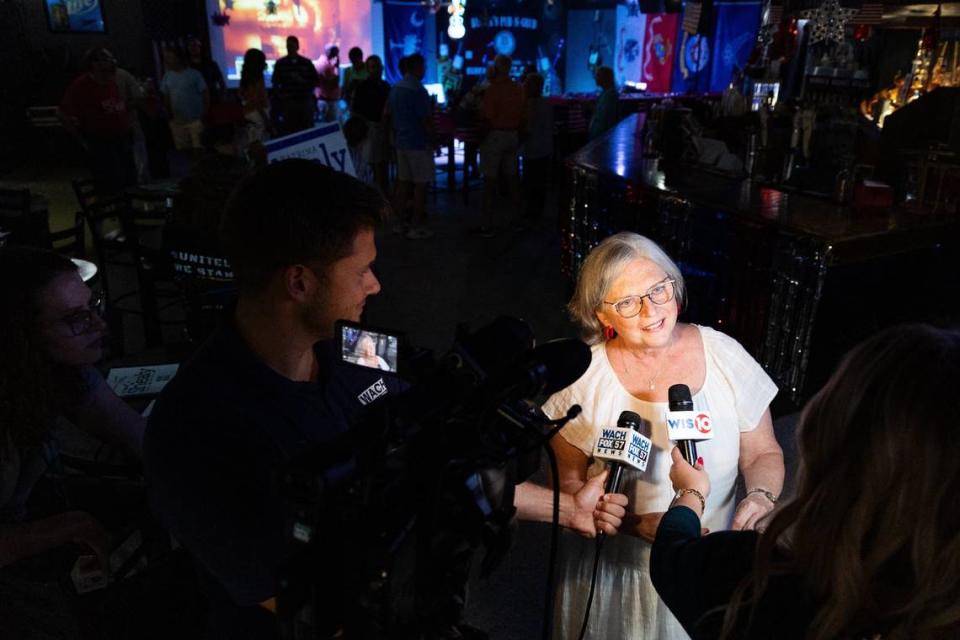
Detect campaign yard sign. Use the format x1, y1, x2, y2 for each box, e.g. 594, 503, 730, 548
264, 122, 356, 176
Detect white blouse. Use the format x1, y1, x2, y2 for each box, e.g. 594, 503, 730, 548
541, 324, 777, 640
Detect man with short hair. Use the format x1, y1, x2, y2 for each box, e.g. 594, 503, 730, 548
479, 54, 524, 236
161, 46, 209, 152
385, 53, 434, 239
144, 160, 399, 638
351, 54, 391, 192
341, 46, 368, 106
59, 47, 137, 193
271, 36, 320, 134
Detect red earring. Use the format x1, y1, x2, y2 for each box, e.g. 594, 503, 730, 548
603, 325, 616, 340
677, 300, 684, 314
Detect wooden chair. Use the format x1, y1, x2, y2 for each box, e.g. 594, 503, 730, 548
120, 204, 186, 348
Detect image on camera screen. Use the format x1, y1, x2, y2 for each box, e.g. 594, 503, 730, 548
339, 323, 399, 373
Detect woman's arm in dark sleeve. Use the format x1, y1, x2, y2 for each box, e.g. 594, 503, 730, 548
651, 506, 759, 639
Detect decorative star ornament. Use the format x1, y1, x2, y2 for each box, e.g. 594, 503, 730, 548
801, 0, 858, 45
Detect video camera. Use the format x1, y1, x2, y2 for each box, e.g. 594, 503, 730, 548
277, 317, 589, 639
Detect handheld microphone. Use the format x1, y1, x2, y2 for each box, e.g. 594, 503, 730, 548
593, 410, 652, 494
666, 384, 713, 466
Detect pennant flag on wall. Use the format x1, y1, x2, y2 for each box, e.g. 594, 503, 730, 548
383, 1, 428, 84
682, 1, 703, 34
709, 2, 762, 93
642, 13, 680, 92
851, 3, 883, 24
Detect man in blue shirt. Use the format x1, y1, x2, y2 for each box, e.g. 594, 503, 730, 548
160, 46, 209, 150
385, 53, 434, 239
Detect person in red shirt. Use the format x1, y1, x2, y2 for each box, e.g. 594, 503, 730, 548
59, 48, 136, 194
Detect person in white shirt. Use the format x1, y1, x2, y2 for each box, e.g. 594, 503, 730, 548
542, 232, 784, 640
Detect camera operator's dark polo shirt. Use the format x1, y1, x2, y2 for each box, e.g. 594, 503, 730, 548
144, 320, 403, 638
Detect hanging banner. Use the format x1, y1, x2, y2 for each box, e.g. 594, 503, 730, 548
709, 2, 762, 93
616, 8, 646, 86
265, 122, 357, 177
672, 30, 711, 94
641, 13, 679, 93
384, 1, 428, 84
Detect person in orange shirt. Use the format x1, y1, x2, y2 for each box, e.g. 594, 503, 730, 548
478, 54, 524, 236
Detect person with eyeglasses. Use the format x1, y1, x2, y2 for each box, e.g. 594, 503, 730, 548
540, 232, 784, 640
0, 248, 145, 605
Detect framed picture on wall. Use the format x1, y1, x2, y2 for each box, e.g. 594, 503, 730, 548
45, 0, 107, 33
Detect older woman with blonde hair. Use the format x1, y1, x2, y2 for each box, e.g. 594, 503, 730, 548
542, 232, 784, 639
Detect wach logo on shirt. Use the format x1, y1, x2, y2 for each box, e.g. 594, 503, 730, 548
357, 378, 388, 406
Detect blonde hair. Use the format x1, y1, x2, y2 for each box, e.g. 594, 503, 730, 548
567, 232, 685, 344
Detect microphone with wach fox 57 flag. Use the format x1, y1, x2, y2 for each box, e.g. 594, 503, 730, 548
593, 410, 652, 495
666, 383, 714, 466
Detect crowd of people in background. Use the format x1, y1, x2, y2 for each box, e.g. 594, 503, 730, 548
58, 38, 620, 241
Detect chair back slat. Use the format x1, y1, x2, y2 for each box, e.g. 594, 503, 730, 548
48, 211, 85, 258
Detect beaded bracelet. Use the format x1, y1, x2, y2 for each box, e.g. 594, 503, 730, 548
672, 488, 706, 515
746, 488, 778, 504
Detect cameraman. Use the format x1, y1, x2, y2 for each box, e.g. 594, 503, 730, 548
145, 161, 402, 638
144, 160, 625, 639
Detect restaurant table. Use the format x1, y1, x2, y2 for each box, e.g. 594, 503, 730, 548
563, 112, 960, 405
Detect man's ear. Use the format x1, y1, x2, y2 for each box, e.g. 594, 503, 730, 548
283, 264, 311, 303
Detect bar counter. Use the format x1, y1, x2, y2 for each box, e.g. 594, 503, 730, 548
562, 113, 960, 404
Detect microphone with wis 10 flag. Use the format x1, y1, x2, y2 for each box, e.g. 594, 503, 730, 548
593, 410, 652, 494
666, 384, 713, 465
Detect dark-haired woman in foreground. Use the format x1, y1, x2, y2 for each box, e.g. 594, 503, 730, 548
652, 324, 960, 640
0, 248, 144, 572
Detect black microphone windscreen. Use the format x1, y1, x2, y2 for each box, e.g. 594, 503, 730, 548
668, 383, 693, 410
529, 339, 592, 396
617, 410, 643, 431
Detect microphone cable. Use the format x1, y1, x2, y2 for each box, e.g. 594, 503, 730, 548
538, 404, 582, 640
575, 516, 605, 640
542, 441, 561, 640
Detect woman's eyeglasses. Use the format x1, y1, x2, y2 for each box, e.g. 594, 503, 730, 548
57, 293, 106, 336
602, 278, 676, 318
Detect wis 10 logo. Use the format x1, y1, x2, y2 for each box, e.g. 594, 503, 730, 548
665, 411, 713, 439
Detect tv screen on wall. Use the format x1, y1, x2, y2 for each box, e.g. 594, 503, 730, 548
206, 0, 372, 88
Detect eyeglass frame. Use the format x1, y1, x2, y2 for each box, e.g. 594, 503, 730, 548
601, 278, 676, 318
47, 292, 106, 337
